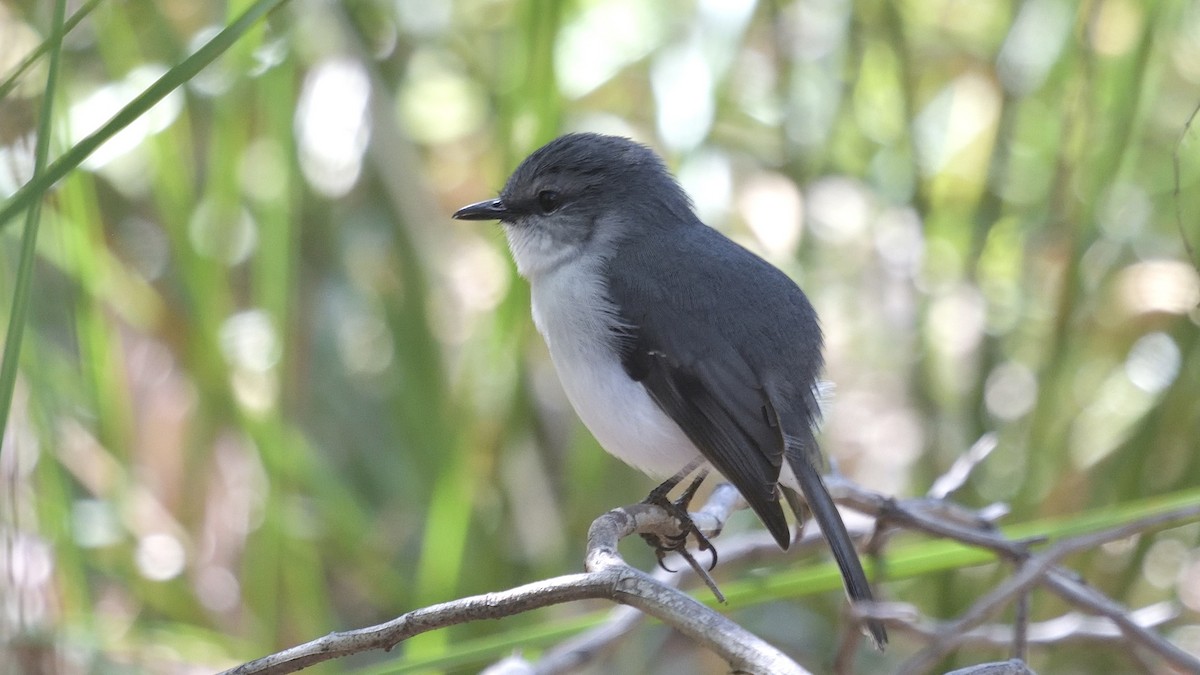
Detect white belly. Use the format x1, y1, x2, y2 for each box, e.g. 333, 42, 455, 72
529, 261, 703, 480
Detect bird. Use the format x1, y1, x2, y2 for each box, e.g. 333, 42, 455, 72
453, 132, 886, 648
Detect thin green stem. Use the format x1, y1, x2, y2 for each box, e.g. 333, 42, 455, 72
0, 0, 68, 452
0, 0, 104, 102
0, 0, 291, 232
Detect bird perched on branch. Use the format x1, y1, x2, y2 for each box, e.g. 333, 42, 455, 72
455, 133, 886, 649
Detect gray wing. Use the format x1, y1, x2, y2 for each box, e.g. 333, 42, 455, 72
607, 223, 887, 647
606, 224, 823, 549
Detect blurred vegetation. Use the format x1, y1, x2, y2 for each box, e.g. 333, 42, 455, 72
1, 0, 1199, 673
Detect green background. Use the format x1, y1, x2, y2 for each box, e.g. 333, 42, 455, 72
1, 0, 1198, 672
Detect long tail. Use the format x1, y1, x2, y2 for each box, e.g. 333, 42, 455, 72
786, 442, 888, 650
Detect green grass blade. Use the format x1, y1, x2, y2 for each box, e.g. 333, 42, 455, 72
0, 0, 290, 232
0, 0, 67, 450
0, 0, 103, 102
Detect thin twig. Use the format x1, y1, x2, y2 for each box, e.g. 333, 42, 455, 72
833, 469, 1200, 674
529, 486, 838, 675
863, 601, 1178, 646
219, 572, 624, 675
1012, 591, 1029, 664
928, 433, 999, 499
0, 0, 104, 101
582, 504, 810, 674
944, 660, 1034, 675
840, 480, 1200, 675
222, 500, 810, 675
224, 474, 1200, 675
1041, 569, 1200, 674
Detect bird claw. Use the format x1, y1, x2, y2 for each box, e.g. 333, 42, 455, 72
639, 468, 726, 602
640, 533, 680, 572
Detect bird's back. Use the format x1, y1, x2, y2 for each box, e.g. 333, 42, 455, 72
607, 222, 824, 407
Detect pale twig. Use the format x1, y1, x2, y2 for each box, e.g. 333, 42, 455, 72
862, 600, 1178, 647
220, 498, 809, 675
529, 478, 1200, 675
944, 660, 1034, 675
1012, 592, 1029, 664
224, 464, 1200, 675
927, 433, 999, 499
480, 485, 754, 674
537, 443, 1006, 675
535, 519, 861, 675
218, 572, 629, 675
1041, 568, 1200, 674
838, 482, 1200, 675
587, 503, 809, 674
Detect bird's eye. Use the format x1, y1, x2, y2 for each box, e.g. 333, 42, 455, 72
536, 190, 561, 214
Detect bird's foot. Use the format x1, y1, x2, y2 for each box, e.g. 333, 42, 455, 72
639, 467, 726, 602
640, 470, 716, 571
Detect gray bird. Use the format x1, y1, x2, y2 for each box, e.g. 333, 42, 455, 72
454, 133, 886, 648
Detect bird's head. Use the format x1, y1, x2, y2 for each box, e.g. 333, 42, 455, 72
453, 133, 695, 278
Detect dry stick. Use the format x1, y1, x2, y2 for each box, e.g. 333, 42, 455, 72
548, 438, 1005, 675
1011, 592, 1029, 665
870, 601, 1177, 647
532, 526, 838, 674
830, 478, 1020, 553
895, 538, 1084, 675
1041, 568, 1200, 675
927, 433, 999, 500
944, 660, 1035, 675
223, 473, 1200, 675
912, 506, 1200, 674
219, 573, 623, 675
527, 483, 762, 674
545, 449, 1005, 675
840, 485, 1200, 675
584, 503, 809, 674
536, 480, 1199, 674
220, 500, 809, 675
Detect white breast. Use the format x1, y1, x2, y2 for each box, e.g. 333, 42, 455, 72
528, 258, 704, 480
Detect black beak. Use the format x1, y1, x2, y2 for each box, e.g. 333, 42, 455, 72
453, 198, 510, 221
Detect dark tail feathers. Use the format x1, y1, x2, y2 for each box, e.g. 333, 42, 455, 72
787, 451, 888, 650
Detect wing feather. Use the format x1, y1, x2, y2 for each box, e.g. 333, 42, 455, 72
606, 223, 887, 646
621, 331, 792, 547
607, 226, 809, 548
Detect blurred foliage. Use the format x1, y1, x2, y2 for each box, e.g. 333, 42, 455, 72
1, 0, 1199, 673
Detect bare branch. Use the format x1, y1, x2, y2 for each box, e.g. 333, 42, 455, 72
928, 433, 998, 499
835, 480, 1200, 675
526, 481, 1200, 675
536, 523, 853, 675
221, 499, 810, 675
865, 600, 1178, 647
219, 572, 619, 675
944, 660, 1035, 675
1041, 569, 1200, 674
584, 503, 811, 674
913, 501, 1200, 665
224, 466, 1200, 675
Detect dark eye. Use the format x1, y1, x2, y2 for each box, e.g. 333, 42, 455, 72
536, 190, 561, 214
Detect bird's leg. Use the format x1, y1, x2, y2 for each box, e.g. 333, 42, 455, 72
639, 467, 727, 602
639, 462, 705, 570
639, 461, 722, 592
674, 469, 718, 567
642, 458, 703, 505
